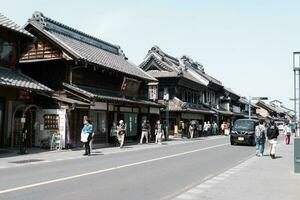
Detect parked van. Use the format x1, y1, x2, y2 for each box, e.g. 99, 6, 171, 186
230, 119, 258, 146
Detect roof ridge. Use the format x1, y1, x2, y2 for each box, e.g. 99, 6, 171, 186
29, 11, 121, 55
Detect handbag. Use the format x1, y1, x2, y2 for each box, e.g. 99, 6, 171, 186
81, 131, 89, 142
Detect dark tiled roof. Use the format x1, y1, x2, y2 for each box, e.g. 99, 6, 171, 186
25, 12, 156, 81
0, 67, 53, 92
0, 12, 32, 37
139, 46, 222, 87
63, 83, 162, 107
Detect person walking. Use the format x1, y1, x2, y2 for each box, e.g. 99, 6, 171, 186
155, 120, 164, 144
81, 119, 93, 156
221, 122, 226, 135
283, 122, 291, 145
203, 122, 208, 136
212, 121, 218, 135
207, 121, 212, 135
140, 120, 150, 144
267, 121, 279, 159
224, 122, 230, 136
117, 120, 126, 148
255, 119, 266, 157
189, 123, 195, 139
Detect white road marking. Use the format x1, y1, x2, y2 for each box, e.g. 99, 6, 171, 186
0, 143, 229, 195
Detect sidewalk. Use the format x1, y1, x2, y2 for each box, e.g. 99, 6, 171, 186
174, 136, 300, 200
0, 135, 222, 169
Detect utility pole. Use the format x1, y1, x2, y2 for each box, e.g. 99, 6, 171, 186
293, 52, 300, 122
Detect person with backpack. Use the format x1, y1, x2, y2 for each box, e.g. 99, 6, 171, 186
267, 121, 280, 159
255, 119, 266, 157
283, 122, 291, 145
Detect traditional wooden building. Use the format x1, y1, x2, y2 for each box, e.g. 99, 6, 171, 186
139, 46, 226, 136
19, 11, 161, 148
0, 13, 52, 148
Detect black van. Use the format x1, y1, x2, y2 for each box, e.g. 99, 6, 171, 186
230, 119, 258, 146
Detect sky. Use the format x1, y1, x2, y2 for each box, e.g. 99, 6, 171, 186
1, 0, 298, 109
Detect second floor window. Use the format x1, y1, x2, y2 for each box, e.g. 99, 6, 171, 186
0, 39, 13, 62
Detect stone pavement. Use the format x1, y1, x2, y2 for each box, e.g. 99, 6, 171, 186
173, 136, 300, 200
0, 135, 222, 169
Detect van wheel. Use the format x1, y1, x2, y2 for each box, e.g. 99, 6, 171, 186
230, 139, 235, 145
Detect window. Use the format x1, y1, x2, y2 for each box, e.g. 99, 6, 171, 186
90, 111, 107, 135
0, 39, 13, 62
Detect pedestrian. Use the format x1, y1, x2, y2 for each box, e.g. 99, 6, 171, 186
267, 121, 279, 159
155, 120, 164, 144
203, 122, 208, 136
117, 120, 126, 148
221, 122, 226, 135
81, 119, 93, 156
207, 121, 212, 135
140, 120, 150, 144
255, 119, 266, 157
283, 122, 291, 145
189, 123, 195, 139
212, 121, 218, 135
224, 122, 230, 136
197, 123, 203, 137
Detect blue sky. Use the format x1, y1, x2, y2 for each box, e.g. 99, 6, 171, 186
2, 0, 298, 109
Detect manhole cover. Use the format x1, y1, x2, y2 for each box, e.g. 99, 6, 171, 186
9, 159, 44, 164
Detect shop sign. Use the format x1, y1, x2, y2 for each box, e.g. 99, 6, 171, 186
149, 107, 160, 114
120, 107, 132, 112
90, 102, 107, 110
133, 108, 139, 113
181, 113, 204, 120
141, 107, 148, 113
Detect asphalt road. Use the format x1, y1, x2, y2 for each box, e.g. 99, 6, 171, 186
0, 137, 255, 200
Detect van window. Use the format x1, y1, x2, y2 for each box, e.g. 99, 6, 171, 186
233, 120, 255, 131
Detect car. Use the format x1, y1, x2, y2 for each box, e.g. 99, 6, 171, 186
274, 121, 284, 132
230, 119, 257, 146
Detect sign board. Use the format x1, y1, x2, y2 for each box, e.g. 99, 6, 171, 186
90, 102, 107, 110
120, 107, 132, 112
120, 77, 141, 97
149, 107, 160, 114
181, 113, 204, 120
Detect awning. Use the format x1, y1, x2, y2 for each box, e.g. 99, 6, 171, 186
63, 83, 163, 107
212, 108, 234, 116
52, 95, 89, 106
0, 67, 52, 92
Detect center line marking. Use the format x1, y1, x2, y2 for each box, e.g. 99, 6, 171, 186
0, 143, 229, 195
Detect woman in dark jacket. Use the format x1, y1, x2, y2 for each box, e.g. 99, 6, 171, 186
267, 121, 279, 159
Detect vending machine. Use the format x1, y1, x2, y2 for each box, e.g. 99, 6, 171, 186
35, 109, 66, 149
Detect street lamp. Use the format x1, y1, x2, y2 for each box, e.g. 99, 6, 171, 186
248, 96, 268, 119
293, 52, 300, 122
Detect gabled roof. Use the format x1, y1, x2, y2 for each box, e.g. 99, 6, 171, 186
256, 100, 283, 114
24, 11, 156, 82
0, 12, 32, 37
0, 66, 52, 92
139, 46, 222, 87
